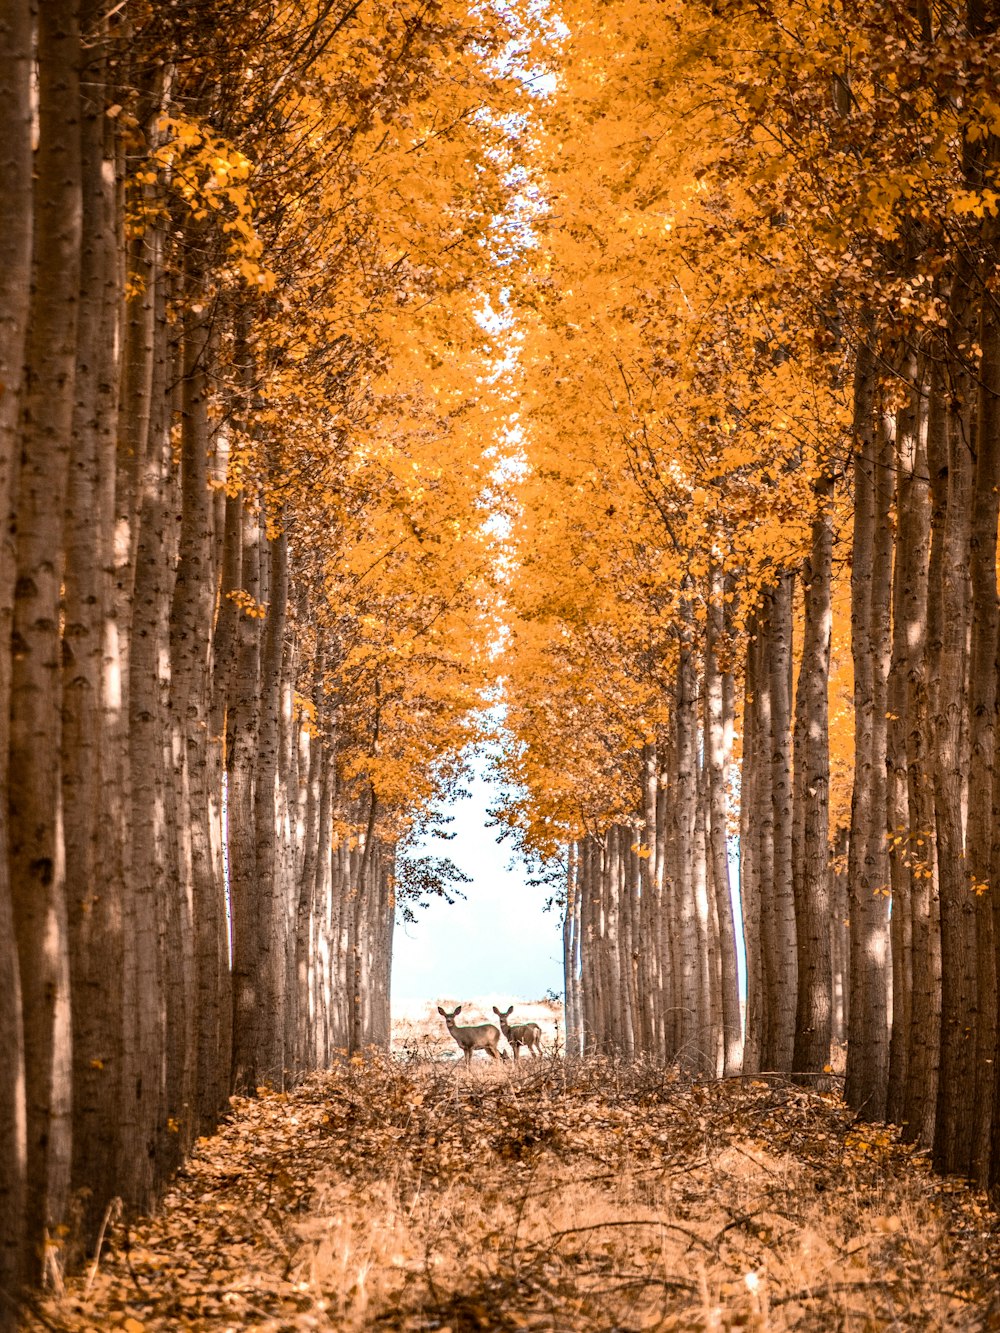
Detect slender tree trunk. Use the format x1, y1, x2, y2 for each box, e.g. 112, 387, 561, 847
63, 14, 123, 1238
350, 790, 379, 1054
563, 843, 582, 1055
705, 568, 742, 1073
904, 366, 942, 1147
254, 527, 289, 1084
967, 222, 1000, 1185
9, 0, 82, 1276
122, 267, 174, 1211
693, 764, 718, 1072
167, 298, 220, 1164
792, 478, 834, 1080
886, 363, 919, 1125
768, 572, 797, 1070
675, 640, 700, 1067
846, 337, 892, 1120
932, 297, 977, 1176
0, 0, 34, 1309
741, 609, 764, 1073
229, 495, 262, 1090
754, 594, 779, 1068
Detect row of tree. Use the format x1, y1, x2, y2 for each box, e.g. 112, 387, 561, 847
0, 0, 532, 1316
497, 0, 1000, 1193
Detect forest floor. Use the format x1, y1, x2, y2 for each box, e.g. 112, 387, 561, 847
24, 1039, 1000, 1331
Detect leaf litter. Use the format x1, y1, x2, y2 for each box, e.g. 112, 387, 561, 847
24, 1057, 1000, 1331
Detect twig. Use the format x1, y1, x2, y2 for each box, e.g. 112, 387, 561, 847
84, 1196, 123, 1295
771, 1277, 906, 1308
524, 1218, 716, 1256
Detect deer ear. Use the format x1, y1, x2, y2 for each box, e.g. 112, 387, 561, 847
492, 1006, 500, 1015
455, 1005, 462, 1014
504, 1006, 513, 1017
437, 1006, 446, 1016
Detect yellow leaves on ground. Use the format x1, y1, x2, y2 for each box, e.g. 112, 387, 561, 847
27, 1057, 1000, 1332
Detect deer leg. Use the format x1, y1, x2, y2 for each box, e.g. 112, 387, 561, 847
485, 1045, 498, 1060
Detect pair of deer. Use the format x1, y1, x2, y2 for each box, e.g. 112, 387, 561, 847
437, 1004, 542, 1065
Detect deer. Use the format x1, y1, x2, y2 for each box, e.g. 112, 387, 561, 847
437, 1005, 504, 1066
492, 1005, 543, 1059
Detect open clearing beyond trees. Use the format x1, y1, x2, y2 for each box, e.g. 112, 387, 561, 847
27, 1047, 1000, 1332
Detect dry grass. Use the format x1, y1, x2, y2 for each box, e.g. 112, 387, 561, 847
23, 1049, 1000, 1332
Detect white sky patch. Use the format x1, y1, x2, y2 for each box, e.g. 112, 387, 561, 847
392, 755, 564, 1008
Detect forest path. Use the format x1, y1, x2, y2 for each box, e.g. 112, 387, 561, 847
27, 1059, 1000, 1332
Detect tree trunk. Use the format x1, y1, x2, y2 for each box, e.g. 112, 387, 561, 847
767, 572, 797, 1071
845, 337, 892, 1120
792, 478, 834, 1080
903, 365, 942, 1147
63, 13, 124, 1238
705, 568, 742, 1074
9, 0, 82, 1276
229, 493, 263, 1091
932, 295, 977, 1176
254, 527, 289, 1084
675, 640, 700, 1067
122, 264, 174, 1212
0, 0, 34, 1308
967, 222, 1000, 1185
740, 607, 765, 1073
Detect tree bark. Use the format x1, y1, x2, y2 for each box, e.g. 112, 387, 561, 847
767, 572, 797, 1071
968, 222, 1000, 1185
0, 0, 33, 1309
903, 365, 942, 1148
63, 9, 124, 1238
932, 291, 977, 1176
792, 477, 834, 1080
229, 493, 263, 1090
254, 526, 289, 1084
705, 569, 742, 1074
740, 607, 765, 1073
9, 0, 82, 1277
122, 262, 174, 1211
845, 337, 892, 1120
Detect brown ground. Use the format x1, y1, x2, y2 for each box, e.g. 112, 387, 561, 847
22, 1021, 1000, 1331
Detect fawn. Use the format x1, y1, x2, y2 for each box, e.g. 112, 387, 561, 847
492, 1005, 542, 1059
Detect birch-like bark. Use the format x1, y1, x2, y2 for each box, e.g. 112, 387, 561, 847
885, 368, 917, 1127
792, 481, 833, 1080
9, 0, 82, 1272
931, 297, 977, 1176
767, 572, 797, 1071
64, 12, 124, 1235
845, 338, 892, 1120
229, 495, 262, 1090
122, 265, 173, 1211
740, 609, 764, 1073
0, 1, 32, 1303
255, 528, 289, 1083
675, 641, 700, 1067
705, 570, 742, 1073
903, 367, 941, 1147
967, 222, 1000, 1183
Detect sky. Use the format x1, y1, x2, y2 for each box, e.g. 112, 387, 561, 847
391, 762, 564, 1010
